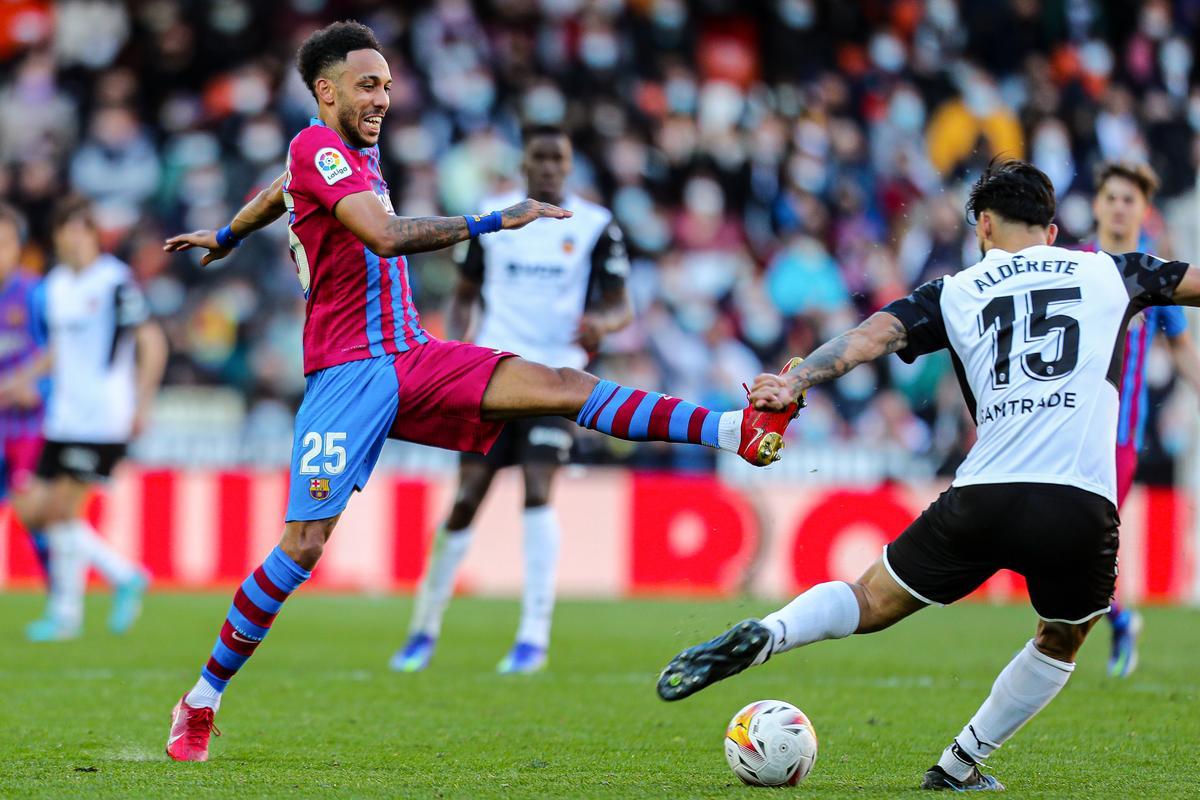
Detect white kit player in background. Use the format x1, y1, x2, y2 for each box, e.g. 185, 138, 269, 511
19, 196, 168, 642
656, 160, 1200, 792
393, 125, 632, 674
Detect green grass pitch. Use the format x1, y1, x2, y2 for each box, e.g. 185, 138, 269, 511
0, 591, 1195, 798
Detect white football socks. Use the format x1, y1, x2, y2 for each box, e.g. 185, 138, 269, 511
46, 521, 87, 629
753, 581, 861, 665
185, 676, 222, 710
409, 526, 474, 638
938, 639, 1074, 780
716, 411, 743, 452
515, 505, 560, 648
76, 520, 138, 585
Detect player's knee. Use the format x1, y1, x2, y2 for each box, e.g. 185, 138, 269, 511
523, 482, 552, 508
1034, 622, 1088, 662
287, 537, 325, 570
551, 367, 596, 404
13, 500, 43, 531
20, 499, 61, 530
447, 497, 482, 529
281, 519, 336, 570
853, 585, 892, 633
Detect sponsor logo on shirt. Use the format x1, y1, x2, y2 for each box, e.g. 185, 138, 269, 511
506, 261, 566, 279
314, 147, 352, 186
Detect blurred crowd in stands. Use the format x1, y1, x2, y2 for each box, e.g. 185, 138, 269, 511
1, 0, 1199, 474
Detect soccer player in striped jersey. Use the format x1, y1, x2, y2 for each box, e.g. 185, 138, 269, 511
0, 204, 49, 577
1089, 161, 1200, 677
161, 20, 799, 762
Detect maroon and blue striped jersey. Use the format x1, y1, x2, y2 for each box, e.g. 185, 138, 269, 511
282, 119, 427, 375
0, 272, 43, 438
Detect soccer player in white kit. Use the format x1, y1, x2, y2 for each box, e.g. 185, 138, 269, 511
19, 196, 168, 641
393, 125, 632, 674
656, 161, 1200, 790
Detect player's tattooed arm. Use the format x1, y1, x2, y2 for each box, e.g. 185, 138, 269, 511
163, 173, 287, 266
361, 198, 573, 257
748, 312, 908, 412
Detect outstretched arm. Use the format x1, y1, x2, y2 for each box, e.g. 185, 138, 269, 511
132, 320, 169, 436
447, 276, 482, 342
1169, 263, 1200, 306
748, 312, 909, 411
577, 284, 632, 352
333, 194, 572, 258
1166, 332, 1200, 397
163, 173, 288, 265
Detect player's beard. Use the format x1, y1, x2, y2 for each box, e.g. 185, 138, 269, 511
337, 100, 372, 149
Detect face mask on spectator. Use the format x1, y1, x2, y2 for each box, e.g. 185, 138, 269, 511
683, 177, 724, 218
239, 122, 283, 163
459, 70, 496, 115
888, 89, 925, 132
926, 0, 958, 30
666, 77, 697, 115
524, 84, 567, 125
776, 0, 815, 29
870, 33, 906, 73
1160, 38, 1192, 84
652, 0, 687, 31
580, 30, 619, 71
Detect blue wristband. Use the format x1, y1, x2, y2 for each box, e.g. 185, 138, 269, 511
464, 211, 502, 237
216, 224, 241, 249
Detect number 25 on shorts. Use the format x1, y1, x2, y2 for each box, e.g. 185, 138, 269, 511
298, 431, 347, 475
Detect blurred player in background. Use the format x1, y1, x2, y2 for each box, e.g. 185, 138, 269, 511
17, 196, 167, 642
161, 21, 796, 762
394, 125, 632, 675
0, 204, 49, 578
1090, 161, 1200, 677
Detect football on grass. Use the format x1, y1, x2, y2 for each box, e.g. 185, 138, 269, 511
724, 700, 818, 786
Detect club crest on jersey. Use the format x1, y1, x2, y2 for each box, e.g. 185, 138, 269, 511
315, 147, 352, 186
309, 477, 330, 501
562, 237, 574, 254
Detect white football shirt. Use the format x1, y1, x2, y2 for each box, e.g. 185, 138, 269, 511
461, 190, 629, 369
41, 254, 149, 443
884, 245, 1188, 504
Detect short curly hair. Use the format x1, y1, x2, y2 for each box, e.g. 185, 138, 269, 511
296, 20, 382, 99
1094, 160, 1159, 201
966, 159, 1056, 228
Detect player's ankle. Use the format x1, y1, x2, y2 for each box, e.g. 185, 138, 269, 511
185, 678, 222, 711
937, 741, 978, 782
716, 411, 742, 452
750, 623, 777, 666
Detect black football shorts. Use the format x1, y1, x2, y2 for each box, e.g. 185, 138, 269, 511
462, 415, 574, 469
884, 482, 1118, 624
35, 440, 128, 483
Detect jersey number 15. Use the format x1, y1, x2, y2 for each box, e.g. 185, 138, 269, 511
978, 287, 1081, 389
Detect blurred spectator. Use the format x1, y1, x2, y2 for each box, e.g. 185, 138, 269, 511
0, 0, 1196, 474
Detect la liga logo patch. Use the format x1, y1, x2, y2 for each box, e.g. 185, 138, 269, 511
315, 147, 352, 186
309, 477, 331, 501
